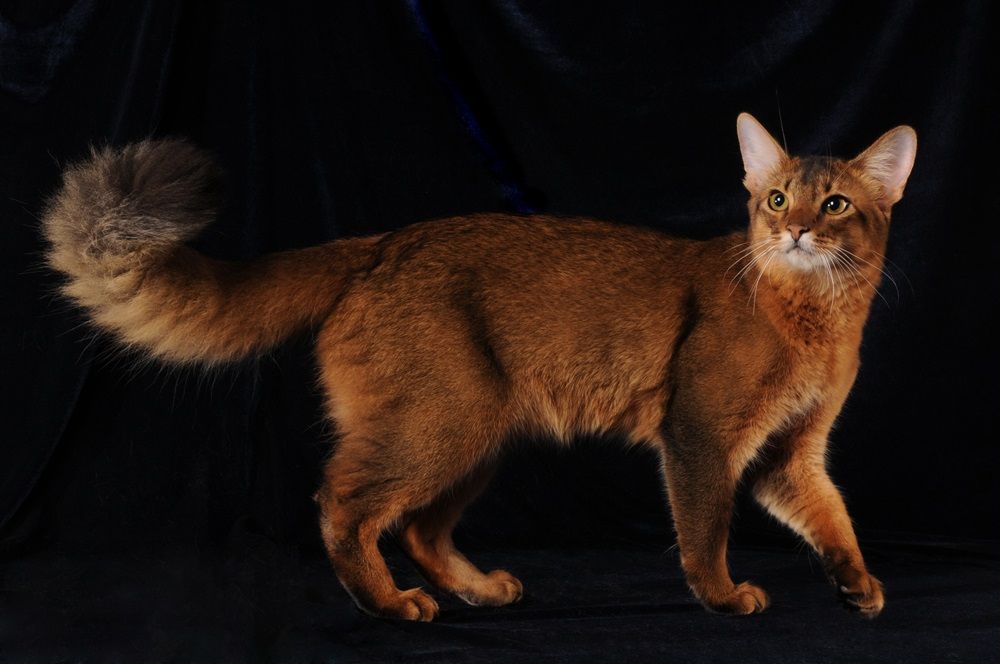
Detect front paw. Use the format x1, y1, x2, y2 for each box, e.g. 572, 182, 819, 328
369, 587, 440, 622
835, 571, 884, 618
824, 553, 884, 618
699, 581, 771, 615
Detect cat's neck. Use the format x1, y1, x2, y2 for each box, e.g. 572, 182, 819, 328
753, 250, 884, 345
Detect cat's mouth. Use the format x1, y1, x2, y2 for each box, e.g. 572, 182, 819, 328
781, 241, 820, 270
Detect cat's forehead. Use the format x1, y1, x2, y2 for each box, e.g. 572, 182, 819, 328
779, 156, 854, 195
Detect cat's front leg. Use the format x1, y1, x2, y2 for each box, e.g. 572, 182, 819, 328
658, 422, 771, 615
751, 414, 884, 617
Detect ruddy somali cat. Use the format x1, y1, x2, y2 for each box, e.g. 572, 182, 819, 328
42, 113, 916, 621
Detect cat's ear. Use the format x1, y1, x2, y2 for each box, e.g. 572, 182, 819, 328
850, 126, 917, 206
736, 113, 788, 192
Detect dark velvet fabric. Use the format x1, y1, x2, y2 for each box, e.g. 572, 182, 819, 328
6, 540, 1000, 662
1, 1, 997, 660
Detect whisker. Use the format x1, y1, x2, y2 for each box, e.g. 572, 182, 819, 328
829, 246, 892, 310
828, 250, 863, 301
729, 242, 776, 294
832, 252, 864, 291
723, 241, 752, 255
749, 248, 780, 314
728, 245, 766, 287
821, 252, 836, 314
726, 236, 775, 258
724, 243, 768, 270
775, 88, 788, 153
832, 257, 849, 302
827, 250, 862, 294
724, 238, 777, 278
825, 140, 833, 186
870, 250, 916, 297
723, 241, 774, 270
729, 256, 763, 293
837, 246, 901, 302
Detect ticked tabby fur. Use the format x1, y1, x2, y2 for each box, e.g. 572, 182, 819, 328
43, 114, 916, 620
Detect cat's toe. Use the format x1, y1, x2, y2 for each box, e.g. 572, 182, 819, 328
703, 581, 770, 615
374, 587, 440, 621
456, 570, 524, 607
485, 569, 524, 605
837, 573, 885, 618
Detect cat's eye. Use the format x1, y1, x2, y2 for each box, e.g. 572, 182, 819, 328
767, 191, 788, 211
823, 195, 850, 215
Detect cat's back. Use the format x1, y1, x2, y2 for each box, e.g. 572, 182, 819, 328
341, 212, 740, 365
366, 212, 692, 284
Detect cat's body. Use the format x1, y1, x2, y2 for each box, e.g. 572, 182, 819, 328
42, 114, 916, 621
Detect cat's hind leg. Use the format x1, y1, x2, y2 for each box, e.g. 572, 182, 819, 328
316, 408, 506, 620
398, 461, 523, 607
316, 436, 445, 622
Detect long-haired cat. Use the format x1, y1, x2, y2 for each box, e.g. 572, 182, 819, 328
42, 113, 916, 621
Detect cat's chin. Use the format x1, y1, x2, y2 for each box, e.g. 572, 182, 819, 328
781, 245, 821, 271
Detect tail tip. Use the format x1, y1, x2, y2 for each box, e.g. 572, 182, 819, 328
43, 137, 222, 262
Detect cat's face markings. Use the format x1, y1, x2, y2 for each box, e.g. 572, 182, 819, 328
736, 113, 917, 276
753, 159, 879, 272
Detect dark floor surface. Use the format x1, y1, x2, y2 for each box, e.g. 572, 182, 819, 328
2, 536, 998, 663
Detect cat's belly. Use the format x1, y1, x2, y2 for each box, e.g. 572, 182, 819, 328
516, 377, 668, 445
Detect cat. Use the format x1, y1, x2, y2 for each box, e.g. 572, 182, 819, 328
42, 113, 916, 621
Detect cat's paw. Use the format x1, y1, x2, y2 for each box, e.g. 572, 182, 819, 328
456, 569, 524, 607
372, 587, 440, 622
835, 571, 885, 618
702, 581, 771, 615
823, 552, 885, 618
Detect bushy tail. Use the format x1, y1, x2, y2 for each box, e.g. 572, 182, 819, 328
43, 139, 380, 364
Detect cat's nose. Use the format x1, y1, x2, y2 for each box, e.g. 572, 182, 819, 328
787, 225, 809, 242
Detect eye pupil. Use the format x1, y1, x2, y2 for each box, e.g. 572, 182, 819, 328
824, 196, 848, 214
768, 192, 787, 211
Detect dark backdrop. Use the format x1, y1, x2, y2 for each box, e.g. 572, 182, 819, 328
1, 1, 997, 661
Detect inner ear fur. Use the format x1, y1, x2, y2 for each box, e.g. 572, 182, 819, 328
850, 126, 917, 207
736, 112, 788, 192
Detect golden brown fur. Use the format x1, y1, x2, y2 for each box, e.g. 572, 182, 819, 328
42, 114, 916, 621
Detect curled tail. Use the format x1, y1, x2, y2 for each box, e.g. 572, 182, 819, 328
43, 139, 380, 364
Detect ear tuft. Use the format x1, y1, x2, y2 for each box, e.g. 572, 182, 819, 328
736, 113, 787, 192
851, 126, 917, 206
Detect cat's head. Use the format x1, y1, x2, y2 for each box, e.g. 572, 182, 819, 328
736, 113, 916, 275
